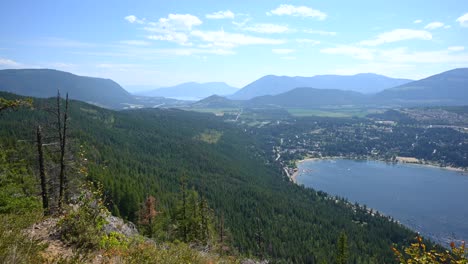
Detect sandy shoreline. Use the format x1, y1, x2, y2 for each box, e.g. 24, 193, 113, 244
289, 156, 467, 183
394, 156, 467, 173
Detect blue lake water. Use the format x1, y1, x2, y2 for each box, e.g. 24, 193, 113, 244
296, 159, 468, 246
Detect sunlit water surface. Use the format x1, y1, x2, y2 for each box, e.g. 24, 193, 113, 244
297, 159, 468, 246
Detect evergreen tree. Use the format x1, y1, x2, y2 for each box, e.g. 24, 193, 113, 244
336, 231, 349, 264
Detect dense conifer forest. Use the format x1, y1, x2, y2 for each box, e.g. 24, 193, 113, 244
0, 92, 426, 263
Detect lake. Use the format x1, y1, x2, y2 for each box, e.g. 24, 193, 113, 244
296, 159, 468, 246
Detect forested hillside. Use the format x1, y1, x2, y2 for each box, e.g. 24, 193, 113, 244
0, 69, 135, 108
0, 92, 423, 263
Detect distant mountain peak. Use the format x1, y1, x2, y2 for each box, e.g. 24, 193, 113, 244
230, 73, 412, 100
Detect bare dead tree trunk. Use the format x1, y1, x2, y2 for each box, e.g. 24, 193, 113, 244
36, 125, 49, 214
56, 91, 63, 146
58, 93, 69, 210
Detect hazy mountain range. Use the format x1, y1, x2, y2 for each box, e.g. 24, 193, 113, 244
0, 69, 135, 108
137, 82, 238, 100
1, 68, 467, 109
198, 68, 468, 108
375, 68, 468, 105
229, 73, 412, 100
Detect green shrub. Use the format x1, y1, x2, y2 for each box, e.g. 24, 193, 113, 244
393, 236, 468, 263
0, 212, 45, 263
58, 182, 109, 250
103, 239, 239, 264
99, 231, 129, 250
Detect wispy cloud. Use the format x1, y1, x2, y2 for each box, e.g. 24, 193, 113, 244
232, 18, 251, 28
380, 47, 468, 64
35, 37, 96, 48
448, 46, 464, 51
321, 44, 468, 65
191, 30, 285, 48
73, 46, 235, 58
125, 15, 145, 24
272, 49, 295, 54
0, 57, 20, 67
321, 45, 374, 60
303, 29, 336, 36
142, 14, 203, 46
168, 48, 235, 56
268, 4, 326, 20
243, 24, 290, 34
414, 19, 423, 24
206, 10, 235, 19
360, 29, 432, 46
456, 13, 468, 27
147, 32, 190, 46
146, 14, 202, 31
296, 39, 320, 45
119, 40, 151, 46
424, 21, 444, 30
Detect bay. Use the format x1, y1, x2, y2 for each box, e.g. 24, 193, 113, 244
296, 159, 468, 246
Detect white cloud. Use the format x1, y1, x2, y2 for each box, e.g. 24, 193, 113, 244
360, 29, 432, 46
206, 10, 235, 19
36, 37, 95, 48
191, 30, 285, 48
268, 4, 326, 20
379, 47, 468, 64
243, 24, 290, 34
232, 18, 251, 28
0, 58, 20, 67
154, 48, 235, 56
125, 15, 145, 24
444, 25, 452, 29
272, 49, 295, 54
144, 14, 202, 46
120, 40, 151, 46
456, 13, 468, 27
424, 21, 444, 30
321, 44, 468, 65
150, 14, 202, 31
414, 19, 423, 24
148, 32, 191, 46
303, 29, 336, 36
296, 39, 320, 45
321, 45, 374, 60
448, 46, 464, 51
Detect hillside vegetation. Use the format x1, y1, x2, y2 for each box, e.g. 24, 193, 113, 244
5, 92, 467, 263
0, 69, 135, 108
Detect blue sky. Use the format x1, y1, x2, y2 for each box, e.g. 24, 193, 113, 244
1, 0, 468, 91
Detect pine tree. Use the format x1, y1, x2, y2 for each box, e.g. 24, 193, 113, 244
336, 231, 349, 264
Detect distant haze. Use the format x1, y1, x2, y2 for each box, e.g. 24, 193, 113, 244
137, 82, 238, 100
231, 73, 412, 100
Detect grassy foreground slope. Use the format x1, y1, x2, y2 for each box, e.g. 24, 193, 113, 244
0, 92, 416, 263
